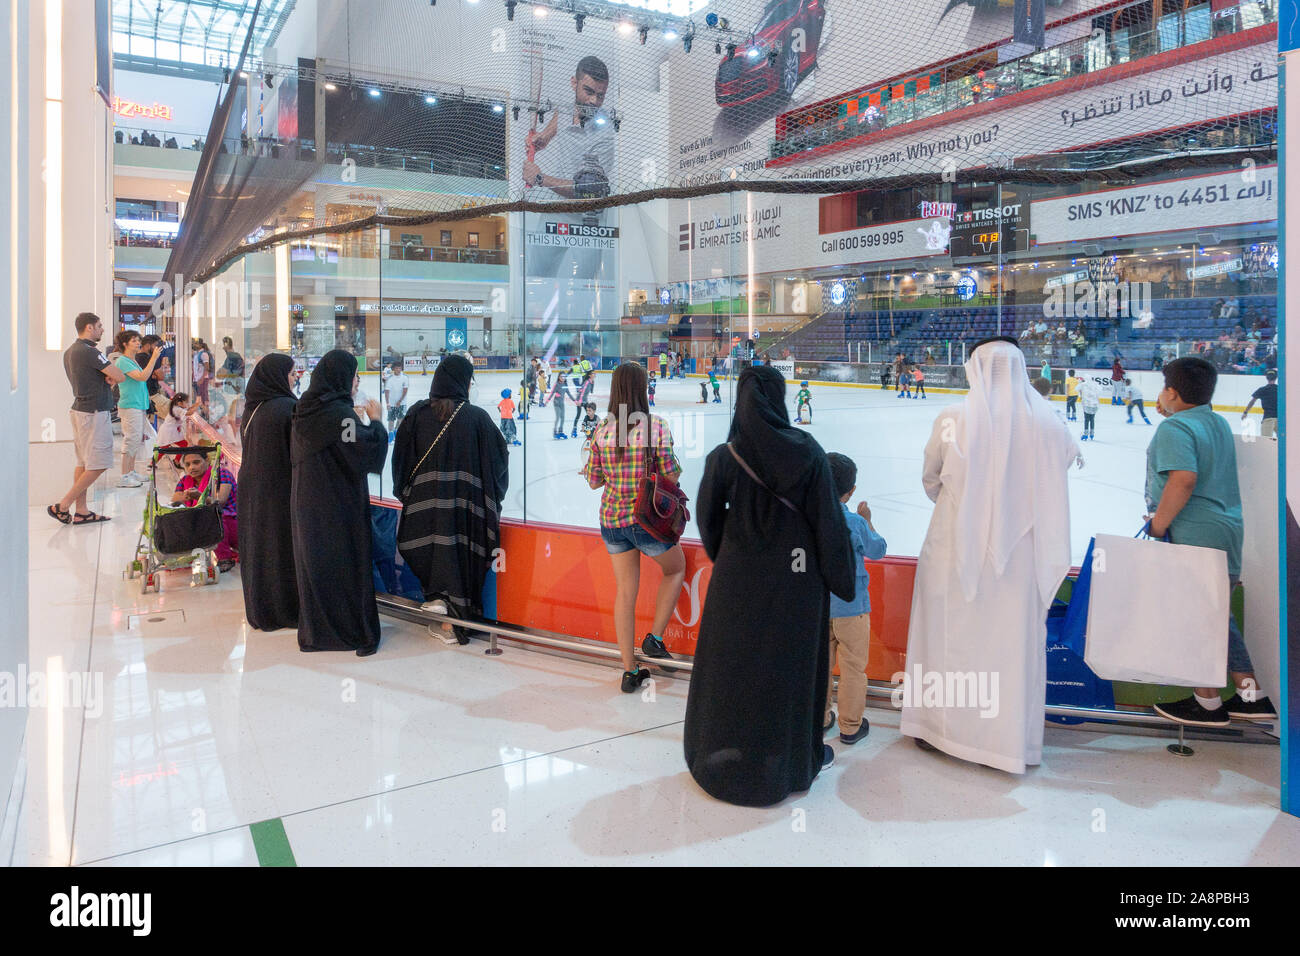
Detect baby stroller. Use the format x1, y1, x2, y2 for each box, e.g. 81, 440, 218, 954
127, 443, 226, 594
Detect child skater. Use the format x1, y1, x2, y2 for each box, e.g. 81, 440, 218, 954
1079, 376, 1101, 441
648, 372, 657, 408
546, 371, 570, 439
794, 380, 813, 424
897, 365, 912, 400
709, 365, 722, 403
498, 389, 521, 446
911, 364, 927, 399
571, 370, 594, 437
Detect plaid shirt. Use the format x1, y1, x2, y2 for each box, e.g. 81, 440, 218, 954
583, 415, 680, 528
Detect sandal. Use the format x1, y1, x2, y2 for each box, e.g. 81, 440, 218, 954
47, 504, 71, 525
71, 511, 111, 525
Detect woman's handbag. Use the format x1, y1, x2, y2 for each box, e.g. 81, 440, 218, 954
632, 416, 690, 544
400, 401, 464, 499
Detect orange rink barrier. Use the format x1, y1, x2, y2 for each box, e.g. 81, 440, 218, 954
490, 517, 915, 682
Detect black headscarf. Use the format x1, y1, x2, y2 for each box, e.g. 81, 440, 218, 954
291, 350, 358, 463
430, 354, 473, 401
729, 365, 822, 499
243, 354, 296, 414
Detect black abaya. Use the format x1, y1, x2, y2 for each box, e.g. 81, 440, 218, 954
239, 354, 299, 630
290, 351, 389, 653
393, 355, 509, 637
684, 366, 856, 807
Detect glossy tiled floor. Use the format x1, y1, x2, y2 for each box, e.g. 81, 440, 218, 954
6, 488, 1298, 866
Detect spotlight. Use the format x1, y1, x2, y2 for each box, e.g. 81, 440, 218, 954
368, 88, 381, 97
492, 102, 504, 113
767, 49, 777, 66
533, 5, 545, 15
613, 116, 620, 132
574, 13, 584, 31
725, 43, 736, 60
505, 0, 515, 21
512, 105, 520, 120
638, 26, 648, 44
683, 34, 692, 53
537, 108, 545, 122
264, 72, 275, 87
324, 82, 337, 91
425, 94, 437, 104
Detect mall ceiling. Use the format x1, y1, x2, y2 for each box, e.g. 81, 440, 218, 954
112, 0, 297, 73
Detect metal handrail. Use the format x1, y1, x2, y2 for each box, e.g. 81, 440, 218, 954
377, 593, 1275, 748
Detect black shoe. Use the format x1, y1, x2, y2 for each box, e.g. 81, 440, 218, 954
355, 644, 379, 658
820, 744, 835, 770
823, 710, 836, 734
641, 634, 678, 673
1223, 693, 1277, 721
620, 667, 650, 693
1153, 696, 1231, 727
218, 559, 236, 573
840, 720, 870, 745
914, 737, 938, 753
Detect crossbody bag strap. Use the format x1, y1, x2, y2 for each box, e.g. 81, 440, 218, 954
401, 401, 464, 498
727, 442, 798, 513
239, 400, 263, 439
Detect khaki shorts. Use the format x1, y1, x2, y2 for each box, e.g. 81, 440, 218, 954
70, 409, 114, 472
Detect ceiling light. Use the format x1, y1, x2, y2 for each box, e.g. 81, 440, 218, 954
533, 6, 546, 15
425, 95, 437, 104
617, 21, 634, 34
324, 82, 337, 91
492, 103, 504, 113
368, 88, 381, 97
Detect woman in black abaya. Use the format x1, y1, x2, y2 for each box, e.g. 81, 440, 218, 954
393, 354, 509, 643
684, 366, 856, 807
239, 353, 300, 631
290, 350, 389, 655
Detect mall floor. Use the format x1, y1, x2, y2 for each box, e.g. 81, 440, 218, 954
5, 479, 1298, 866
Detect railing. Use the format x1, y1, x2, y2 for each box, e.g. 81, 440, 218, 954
115, 125, 507, 181
770, 1, 1278, 161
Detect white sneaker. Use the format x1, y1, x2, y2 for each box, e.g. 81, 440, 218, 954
420, 599, 449, 616
117, 474, 143, 488
436, 628, 461, 646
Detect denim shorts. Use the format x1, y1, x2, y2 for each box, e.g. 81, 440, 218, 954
600, 523, 672, 557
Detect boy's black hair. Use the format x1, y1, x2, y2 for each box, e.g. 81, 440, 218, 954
827, 452, 857, 499
1266, 369, 1277, 382
576, 55, 609, 85
1067, 368, 1075, 376
1162, 356, 1218, 406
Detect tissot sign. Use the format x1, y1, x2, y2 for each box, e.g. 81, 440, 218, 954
1031, 166, 1279, 244
526, 221, 620, 249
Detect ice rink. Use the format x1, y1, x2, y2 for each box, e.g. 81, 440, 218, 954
361, 368, 1255, 565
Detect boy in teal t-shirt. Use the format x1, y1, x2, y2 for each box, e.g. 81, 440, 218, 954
708, 368, 721, 403
1144, 357, 1275, 727
794, 381, 813, 424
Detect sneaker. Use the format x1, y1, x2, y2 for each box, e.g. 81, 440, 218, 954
1223, 693, 1277, 721
641, 634, 677, 673
421, 598, 449, 616
117, 474, 142, 488
823, 710, 836, 734
1153, 696, 1230, 727
840, 720, 870, 745
570, 430, 577, 438
620, 666, 650, 693
820, 744, 835, 770
436, 628, 461, 646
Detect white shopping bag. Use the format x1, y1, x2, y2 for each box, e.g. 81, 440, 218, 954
1083, 532, 1229, 686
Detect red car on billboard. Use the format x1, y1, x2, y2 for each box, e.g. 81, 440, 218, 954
715, 0, 828, 108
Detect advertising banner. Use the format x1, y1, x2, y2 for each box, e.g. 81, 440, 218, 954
1031, 166, 1280, 244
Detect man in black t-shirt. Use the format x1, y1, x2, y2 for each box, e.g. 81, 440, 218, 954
50, 312, 126, 525
218, 336, 245, 395
1242, 369, 1278, 439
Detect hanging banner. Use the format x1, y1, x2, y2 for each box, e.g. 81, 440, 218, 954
1030, 166, 1279, 244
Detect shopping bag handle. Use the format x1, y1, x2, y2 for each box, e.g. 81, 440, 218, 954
1136, 521, 1171, 543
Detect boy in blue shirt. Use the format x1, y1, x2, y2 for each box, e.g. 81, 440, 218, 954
825, 452, 888, 745
1145, 357, 1276, 727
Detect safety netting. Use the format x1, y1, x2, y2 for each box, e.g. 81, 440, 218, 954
162, 0, 1282, 286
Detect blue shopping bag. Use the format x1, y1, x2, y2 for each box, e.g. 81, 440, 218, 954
1045, 538, 1114, 723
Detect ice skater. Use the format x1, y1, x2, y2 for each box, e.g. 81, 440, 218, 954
1065, 368, 1081, 421
1125, 378, 1151, 424
1079, 376, 1101, 441
571, 370, 594, 437
794, 381, 813, 424
498, 389, 521, 446
709, 365, 722, 402
912, 365, 927, 399
648, 372, 657, 407
547, 372, 571, 439
898, 366, 912, 399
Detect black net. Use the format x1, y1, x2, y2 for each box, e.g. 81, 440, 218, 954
165, 0, 1280, 285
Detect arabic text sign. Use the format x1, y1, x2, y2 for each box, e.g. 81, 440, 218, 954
1031, 166, 1278, 244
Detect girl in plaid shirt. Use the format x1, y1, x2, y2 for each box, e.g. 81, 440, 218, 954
583, 362, 686, 692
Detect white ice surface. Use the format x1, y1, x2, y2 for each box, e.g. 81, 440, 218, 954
361, 370, 1249, 566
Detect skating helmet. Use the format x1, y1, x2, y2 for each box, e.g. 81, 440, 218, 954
500, 388, 512, 398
